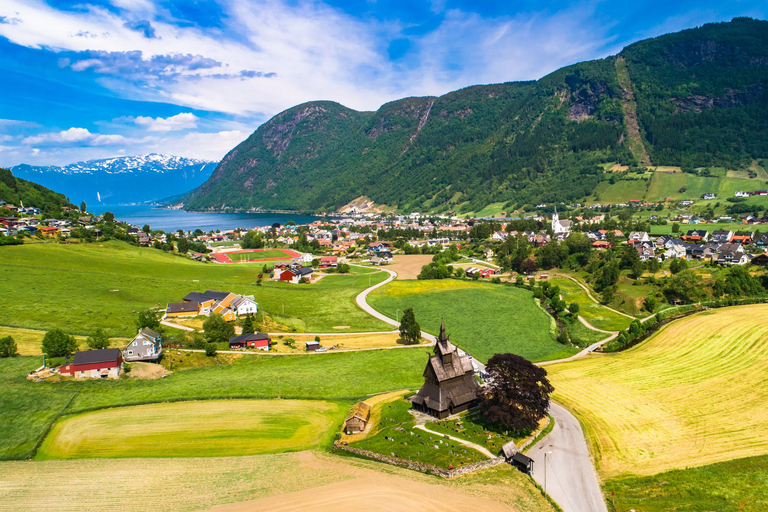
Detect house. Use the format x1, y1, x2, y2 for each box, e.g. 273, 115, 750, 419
319, 256, 338, 268
166, 301, 200, 317
60, 348, 122, 379
305, 340, 320, 351
229, 295, 258, 316
702, 193, 716, 200
735, 191, 750, 198
686, 243, 718, 260
344, 402, 372, 434
211, 302, 237, 322
367, 241, 392, 253
751, 254, 768, 266
123, 328, 163, 362
228, 333, 271, 350
592, 240, 612, 249
663, 241, 687, 260
484, 248, 495, 260
755, 233, 768, 248
635, 242, 656, 262
711, 230, 733, 244
682, 230, 709, 242
410, 323, 480, 419
628, 231, 650, 242
717, 243, 748, 266
279, 266, 314, 284
39, 226, 60, 237
730, 234, 752, 245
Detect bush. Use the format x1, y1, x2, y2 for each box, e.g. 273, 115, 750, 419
205, 343, 218, 357
0, 336, 17, 357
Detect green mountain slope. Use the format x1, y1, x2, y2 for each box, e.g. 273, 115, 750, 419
0, 168, 76, 213
185, 17, 768, 214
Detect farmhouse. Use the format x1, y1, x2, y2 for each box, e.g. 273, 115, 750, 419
60, 348, 123, 379
280, 266, 314, 284
181, 290, 257, 319
319, 256, 338, 268
228, 333, 271, 350
411, 323, 480, 419
166, 301, 201, 317
123, 328, 163, 362
344, 402, 372, 434
229, 295, 259, 316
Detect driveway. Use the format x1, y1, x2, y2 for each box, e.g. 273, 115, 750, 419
530, 402, 607, 512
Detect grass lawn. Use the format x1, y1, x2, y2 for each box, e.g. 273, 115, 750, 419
547, 305, 768, 479
224, 248, 296, 262
351, 399, 487, 468
367, 280, 576, 363
0, 326, 121, 356
0, 348, 426, 460
604, 454, 768, 511
612, 276, 656, 316
562, 316, 607, 347
0, 241, 392, 336
550, 277, 633, 331
589, 179, 649, 204
37, 399, 345, 459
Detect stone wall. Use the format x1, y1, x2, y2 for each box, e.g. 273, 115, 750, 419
334, 442, 505, 478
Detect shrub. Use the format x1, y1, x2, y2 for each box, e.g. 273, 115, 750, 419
0, 336, 17, 357
205, 343, 217, 357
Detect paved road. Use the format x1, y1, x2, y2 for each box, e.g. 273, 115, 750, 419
530, 402, 608, 512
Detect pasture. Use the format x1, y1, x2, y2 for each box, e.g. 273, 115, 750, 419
0, 348, 425, 459
37, 400, 344, 459
0, 450, 552, 512
646, 171, 768, 202
589, 179, 649, 204
548, 277, 633, 331
548, 305, 768, 479
211, 248, 299, 263
368, 279, 576, 363
0, 241, 392, 336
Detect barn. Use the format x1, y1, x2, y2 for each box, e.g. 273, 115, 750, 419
60, 348, 123, 379
228, 333, 271, 350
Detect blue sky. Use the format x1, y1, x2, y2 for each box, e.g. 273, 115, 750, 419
0, 0, 765, 166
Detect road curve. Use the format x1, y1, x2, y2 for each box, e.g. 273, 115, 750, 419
530, 402, 607, 512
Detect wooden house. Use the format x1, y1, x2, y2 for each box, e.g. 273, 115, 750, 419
228, 333, 271, 350
123, 328, 163, 362
60, 348, 122, 379
280, 267, 314, 284
411, 323, 480, 419
344, 402, 372, 434
166, 301, 200, 317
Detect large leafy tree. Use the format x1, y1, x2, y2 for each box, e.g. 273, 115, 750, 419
204, 313, 235, 344
86, 328, 110, 350
398, 307, 421, 345
136, 309, 160, 331
42, 328, 78, 358
477, 353, 554, 433
0, 336, 17, 357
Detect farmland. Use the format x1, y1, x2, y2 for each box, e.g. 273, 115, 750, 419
210, 248, 299, 263
547, 305, 768, 479
549, 277, 634, 330
0, 241, 392, 336
37, 400, 344, 459
367, 279, 577, 363
0, 348, 425, 460
0, 450, 552, 512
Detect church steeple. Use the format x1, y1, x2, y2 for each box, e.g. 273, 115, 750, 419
438, 321, 448, 344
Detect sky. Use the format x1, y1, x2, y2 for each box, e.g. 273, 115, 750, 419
0, 0, 765, 167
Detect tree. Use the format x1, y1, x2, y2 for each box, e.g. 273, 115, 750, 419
203, 313, 235, 344
86, 328, 110, 350
103, 212, 115, 223
671, 222, 680, 234
177, 238, 190, 254
399, 307, 421, 345
477, 353, 554, 433
80, 201, 87, 213
0, 336, 17, 357
568, 302, 580, 314
664, 269, 702, 303
241, 314, 255, 335
136, 310, 160, 331
644, 295, 657, 312
41, 328, 78, 358
337, 262, 350, 273
205, 343, 218, 357
142, 224, 151, 234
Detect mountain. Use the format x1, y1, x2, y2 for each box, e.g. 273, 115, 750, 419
12, 154, 217, 206
0, 167, 76, 212
184, 17, 768, 214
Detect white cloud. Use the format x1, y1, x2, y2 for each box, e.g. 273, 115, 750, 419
127, 112, 199, 131
22, 127, 126, 146
145, 130, 248, 161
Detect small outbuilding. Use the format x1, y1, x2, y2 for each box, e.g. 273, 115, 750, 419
229, 333, 271, 350
305, 340, 320, 351
344, 402, 372, 434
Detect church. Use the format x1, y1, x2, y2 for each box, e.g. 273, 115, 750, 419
410, 323, 480, 419
551, 206, 572, 239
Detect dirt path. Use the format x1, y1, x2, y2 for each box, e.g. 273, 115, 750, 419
415, 424, 496, 458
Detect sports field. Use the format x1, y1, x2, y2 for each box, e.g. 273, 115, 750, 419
37, 400, 343, 459
368, 279, 576, 363
0, 242, 392, 336
211, 248, 300, 263
0, 450, 552, 512
548, 304, 768, 479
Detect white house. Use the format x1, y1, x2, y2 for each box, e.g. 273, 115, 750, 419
230, 295, 259, 316
735, 191, 750, 198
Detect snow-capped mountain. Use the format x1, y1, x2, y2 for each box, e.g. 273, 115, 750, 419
12, 154, 217, 205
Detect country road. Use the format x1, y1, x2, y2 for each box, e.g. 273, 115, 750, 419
530, 402, 608, 512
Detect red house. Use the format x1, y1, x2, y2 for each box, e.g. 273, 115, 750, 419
60, 348, 123, 379
319, 256, 338, 268
228, 333, 271, 350
279, 267, 313, 284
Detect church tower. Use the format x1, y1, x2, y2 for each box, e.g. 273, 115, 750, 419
552, 205, 559, 233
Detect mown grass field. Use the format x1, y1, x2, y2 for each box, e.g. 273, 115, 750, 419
604, 454, 768, 511
549, 277, 633, 331
590, 179, 649, 204
368, 279, 577, 363
37, 399, 344, 459
221, 248, 297, 262
0, 241, 391, 336
0, 348, 425, 460
0, 450, 553, 512
548, 305, 768, 479
646, 171, 768, 202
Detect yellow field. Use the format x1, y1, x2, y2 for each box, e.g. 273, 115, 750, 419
0, 325, 126, 356
548, 305, 768, 478
0, 450, 551, 512
37, 399, 343, 459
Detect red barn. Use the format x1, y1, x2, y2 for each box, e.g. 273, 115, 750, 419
60, 348, 123, 379
228, 333, 271, 350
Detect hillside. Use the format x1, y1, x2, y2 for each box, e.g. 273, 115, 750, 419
184, 17, 768, 214
0, 168, 75, 212
12, 154, 217, 206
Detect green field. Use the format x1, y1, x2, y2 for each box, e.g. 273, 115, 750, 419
604, 454, 768, 511
649, 221, 758, 236
367, 280, 577, 363
646, 171, 768, 202
224, 249, 295, 262
550, 277, 633, 331
37, 399, 344, 459
590, 179, 649, 203
0, 348, 425, 460
548, 305, 768, 479
0, 242, 391, 336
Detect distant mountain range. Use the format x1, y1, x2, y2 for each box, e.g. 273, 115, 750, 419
183, 17, 768, 214
12, 154, 217, 205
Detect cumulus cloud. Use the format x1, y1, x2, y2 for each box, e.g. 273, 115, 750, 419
123, 19, 158, 39
127, 112, 199, 131
62, 50, 222, 80
22, 127, 126, 146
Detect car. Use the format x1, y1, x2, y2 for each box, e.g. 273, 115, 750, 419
315, 347, 328, 352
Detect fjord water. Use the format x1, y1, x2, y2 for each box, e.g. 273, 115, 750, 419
89, 204, 322, 232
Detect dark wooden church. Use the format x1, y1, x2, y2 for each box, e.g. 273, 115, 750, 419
411, 322, 480, 419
